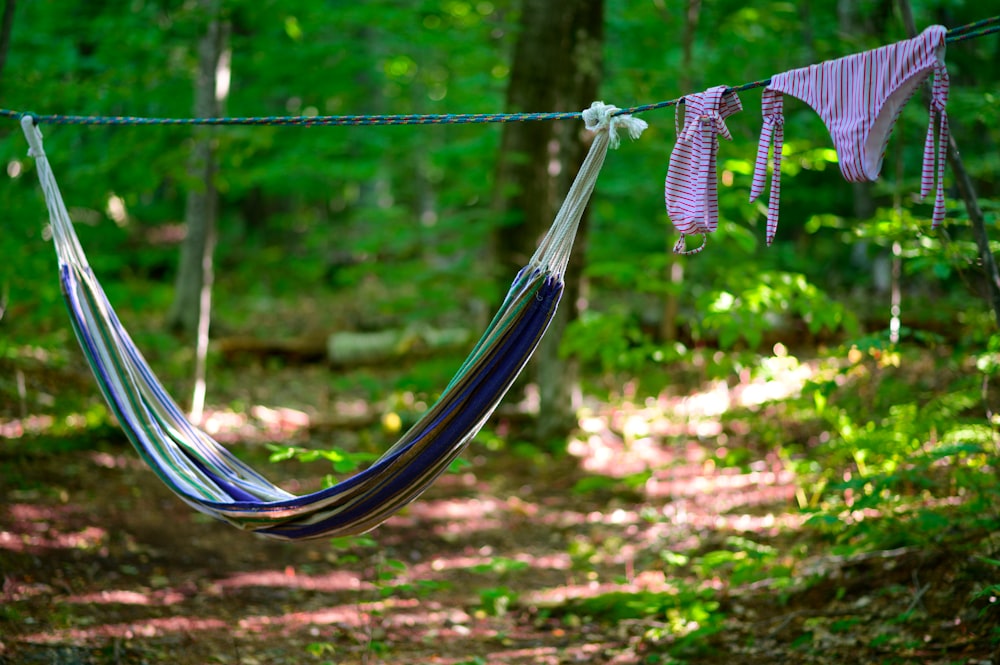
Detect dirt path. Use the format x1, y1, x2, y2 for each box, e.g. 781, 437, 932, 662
2, 397, 998, 664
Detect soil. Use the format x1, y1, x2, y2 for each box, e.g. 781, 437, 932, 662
2, 361, 999, 664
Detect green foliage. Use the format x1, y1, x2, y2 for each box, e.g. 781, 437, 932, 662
794, 340, 999, 550
266, 443, 378, 477
477, 585, 518, 617
973, 557, 1000, 618
694, 535, 786, 587
561, 307, 681, 378
469, 556, 529, 576
695, 271, 859, 350
566, 587, 724, 658
304, 641, 337, 659
571, 471, 650, 496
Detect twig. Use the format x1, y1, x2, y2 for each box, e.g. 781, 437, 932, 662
765, 608, 865, 636
897, 0, 1000, 325
822, 546, 917, 566
904, 575, 930, 616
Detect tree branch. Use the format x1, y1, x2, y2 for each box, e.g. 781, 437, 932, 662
897, 0, 1000, 326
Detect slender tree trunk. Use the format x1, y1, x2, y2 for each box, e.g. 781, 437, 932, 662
0, 0, 15, 90
660, 0, 700, 342
167, 2, 226, 334
167, 0, 229, 419
0, 1, 15, 323
493, 0, 604, 444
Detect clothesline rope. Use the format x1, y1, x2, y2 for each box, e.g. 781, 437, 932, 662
1, 16, 997, 129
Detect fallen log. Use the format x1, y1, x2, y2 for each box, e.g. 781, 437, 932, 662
215, 326, 472, 367
326, 326, 471, 366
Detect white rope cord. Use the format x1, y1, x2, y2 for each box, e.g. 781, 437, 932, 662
529, 102, 647, 278
21, 117, 89, 269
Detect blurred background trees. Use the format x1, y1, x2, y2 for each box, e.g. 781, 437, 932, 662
0, 0, 998, 430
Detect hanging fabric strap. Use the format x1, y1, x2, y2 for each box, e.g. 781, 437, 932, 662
921, 63, 950, 228
749, 88, 784, 246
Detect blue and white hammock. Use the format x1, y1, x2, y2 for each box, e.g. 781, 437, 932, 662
20, 105, 645, 541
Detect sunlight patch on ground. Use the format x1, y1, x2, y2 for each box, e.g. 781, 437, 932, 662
1, 578, 56, 602
568, 425, 799, 532
525, 570, 677, 607
0, 504, 108, 554
476, 645, 560, 664
200, 405, 310, 441
214, 568, 365, 594
422, 635, 617, 665
20, 600, 425, 646
62, 589, 186, 606
233, 597, 462, 635
567, 356, 817, 537
647, 465, 795, 500
391, 496, 538, 536
415, 551, 571, 576
406, 497, 506, 521
0, 525, 108, 554
88, 450, 145, 470
655, 503, 803, 532
197, 399, 382, 444
576, 353, 820, 444
734, 354, 818, 407
0, 414, 55, 438
19, 616, 229, 645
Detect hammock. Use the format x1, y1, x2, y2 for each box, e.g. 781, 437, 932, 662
20, 104, 645, 541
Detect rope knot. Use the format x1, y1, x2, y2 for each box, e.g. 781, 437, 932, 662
582, 101, 647, 149
21, 114, 44, 158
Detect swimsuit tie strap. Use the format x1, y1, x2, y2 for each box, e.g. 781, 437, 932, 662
673, 232, 707, 255
751, 88, 784, 245
921, 62, 949, 228
694, 87, 741, 234
694, 114, 720, 229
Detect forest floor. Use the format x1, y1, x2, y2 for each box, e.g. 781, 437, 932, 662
1, 346, 999, 665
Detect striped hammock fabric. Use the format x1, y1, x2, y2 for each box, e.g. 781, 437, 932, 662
19, 104, 645, 541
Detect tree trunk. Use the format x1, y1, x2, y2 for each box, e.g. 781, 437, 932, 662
167, 0, 229, 420
167, 1, 227, 336
492, 0, 604, 445
0, 0, 15, 90
660, 0, 700, 342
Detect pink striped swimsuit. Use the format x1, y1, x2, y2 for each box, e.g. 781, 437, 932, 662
665, 85, 743, 254
751, 25, 949, 245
